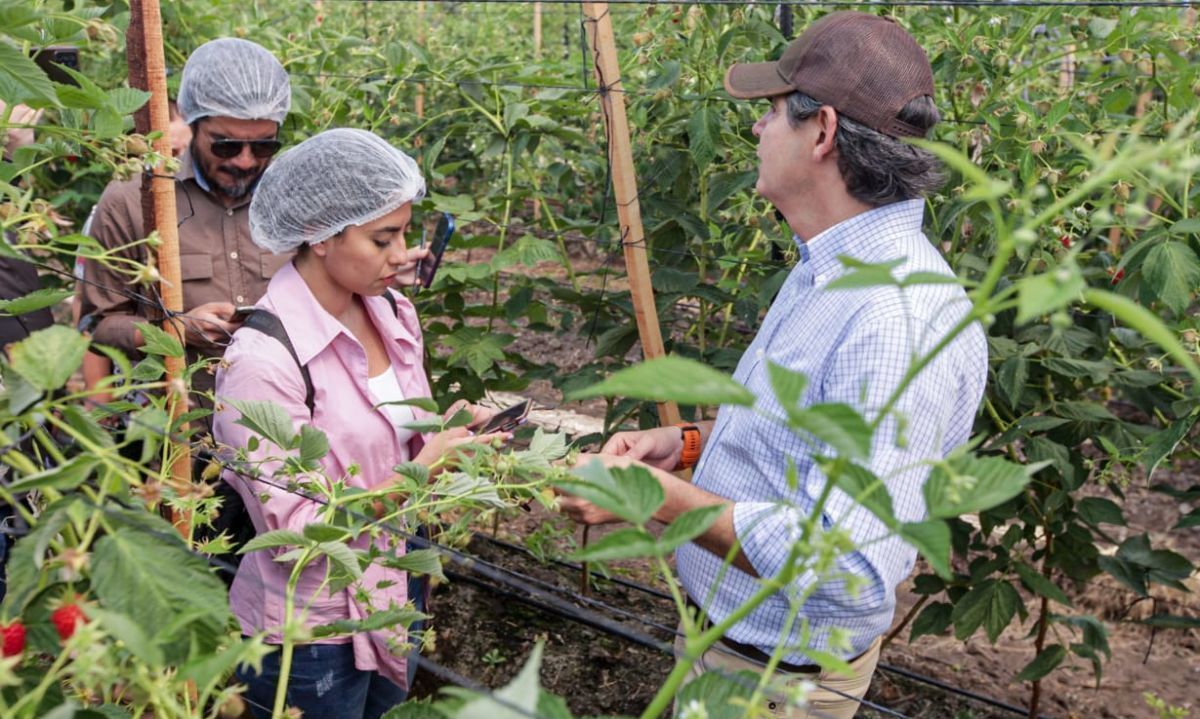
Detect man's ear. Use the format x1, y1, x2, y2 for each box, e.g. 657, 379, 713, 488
812, 105, 838, 161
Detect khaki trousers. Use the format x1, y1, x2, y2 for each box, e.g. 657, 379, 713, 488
674, 632, 882, 719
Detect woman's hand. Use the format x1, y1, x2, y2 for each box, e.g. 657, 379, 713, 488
391, 246, 432, 289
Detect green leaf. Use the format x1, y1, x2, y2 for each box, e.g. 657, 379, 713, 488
557, 460, 664, 526
790, 403, 871, 460
240, 529, 308, 554
0, 41, 58, 106
297, 424, 330, 468
0, 288, 71, 316
1140, 614, 1200, 629
87, 607, 165, 666
1175, 508, 1200, 530
1168, 217, 1200, 236
767, 361, 808, 423
951, 579, 1020, 643
826, 258, 903, 290
1015, 644, 1066, 682
899, 520, 951, 579
1015, 268, 1086, 325
303, 523, 350, 542
677, 669, 759, 719
1144, 241, 1200, 316
376, 397, 439, 413
658, 504, 726, 553
909, 602, 953, 641
996, 356, 1028, 410
924, 454, 1038, 519
1141, 408, 1199, 481
316, 541, 363, 579
313, 607, 426, 637
381, 548, 446, 582
8, 325, 88, 391
1076, 497, 1125, 527
1014, 562, 1071, 606
106, 87, 151, 115
830, 461, 895, 528
225, 398, 298, 451
91, 528, 231, 664
3, 455, 100, 493
180, 639, 265, 695
566, 355, 754, 407
688, 105, 719, 172
570, 527, 659, 561
134, 321, 184, 358
1085, 289, 1200, 384
456, 642, 545, 719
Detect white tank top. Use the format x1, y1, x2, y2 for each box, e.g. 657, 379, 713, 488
366, 368, 417, 448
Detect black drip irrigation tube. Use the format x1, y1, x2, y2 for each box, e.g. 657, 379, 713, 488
474, 531, 673, 600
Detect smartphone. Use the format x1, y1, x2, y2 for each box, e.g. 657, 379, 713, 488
32, 46, 80, 86
415, 213, 454, 289
478, 398, 532, 434
231, 305, 257, 321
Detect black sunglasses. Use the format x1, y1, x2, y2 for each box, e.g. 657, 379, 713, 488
208, 138, 282, 159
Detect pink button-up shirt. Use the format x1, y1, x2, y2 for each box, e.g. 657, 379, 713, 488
213, 260, 431, 688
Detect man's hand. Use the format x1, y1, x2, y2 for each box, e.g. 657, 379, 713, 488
602, 426, 684, 471
185, 301, 238, 346
556, 452, 638, 525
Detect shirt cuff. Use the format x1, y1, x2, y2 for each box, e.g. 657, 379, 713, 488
93, 313, 144, 356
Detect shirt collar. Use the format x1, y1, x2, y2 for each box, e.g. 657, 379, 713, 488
265, 261, 421, 366
797, 199, 927, 280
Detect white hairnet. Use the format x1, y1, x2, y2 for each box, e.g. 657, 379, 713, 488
177, 38, 291, 125
249, 128, 426, 254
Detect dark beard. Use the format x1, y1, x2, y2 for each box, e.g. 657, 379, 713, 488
192, 142, 263, 200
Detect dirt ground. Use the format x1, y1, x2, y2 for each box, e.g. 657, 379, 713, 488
411, 245, 1200, 718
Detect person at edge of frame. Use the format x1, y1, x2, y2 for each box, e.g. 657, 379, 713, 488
0, 100, 55, 604
213, 127, 507, 719
75, 98, 193, 407
557, 12, 988, 719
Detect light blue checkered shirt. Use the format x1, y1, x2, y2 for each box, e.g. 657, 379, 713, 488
679, 199, 988, 664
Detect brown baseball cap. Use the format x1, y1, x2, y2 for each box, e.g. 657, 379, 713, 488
723, 12, 935, 139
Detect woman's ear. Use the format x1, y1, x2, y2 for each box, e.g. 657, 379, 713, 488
309, 239, 329, 258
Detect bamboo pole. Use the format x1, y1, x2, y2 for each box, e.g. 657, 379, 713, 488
533, 2, 544, 59
582, 2, 680, 428
133, 0, 191, 531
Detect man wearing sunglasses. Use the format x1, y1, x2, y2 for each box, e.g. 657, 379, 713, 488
80, 38, 292, 424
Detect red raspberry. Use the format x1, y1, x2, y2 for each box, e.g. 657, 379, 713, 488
1111, 268, 1125, 284
51, 602, 87, 642
1059, 235, 1072, 248
1, 620, 26, 657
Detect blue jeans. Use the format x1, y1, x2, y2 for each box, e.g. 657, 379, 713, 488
239, 572, 427, 719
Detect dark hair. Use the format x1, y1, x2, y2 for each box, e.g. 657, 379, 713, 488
785, 92, 945, 206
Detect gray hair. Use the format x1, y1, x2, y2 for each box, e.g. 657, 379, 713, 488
785, 92, 945, 206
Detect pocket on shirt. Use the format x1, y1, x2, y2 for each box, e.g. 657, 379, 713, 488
260, 253, 290, 279
179, 253, 213, 281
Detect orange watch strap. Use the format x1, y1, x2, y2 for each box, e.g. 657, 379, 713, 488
675, 423, 702, 471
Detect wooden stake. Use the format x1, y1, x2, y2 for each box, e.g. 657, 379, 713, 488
135, 0, 191, 532
415, 1, 426, 122
582, 2, 680, 428
533, 2, 543, 60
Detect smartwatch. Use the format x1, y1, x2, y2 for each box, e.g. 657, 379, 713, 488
674, 423, 702, 471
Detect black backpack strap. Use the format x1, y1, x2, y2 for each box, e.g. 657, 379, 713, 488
239, 309, 315, 417
382, 290, 399, 317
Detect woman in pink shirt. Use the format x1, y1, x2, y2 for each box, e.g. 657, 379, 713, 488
213, 128, 502, 719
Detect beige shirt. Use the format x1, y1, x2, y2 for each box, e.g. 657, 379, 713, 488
80, 150, 291, 400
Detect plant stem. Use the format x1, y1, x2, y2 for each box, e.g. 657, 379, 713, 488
881, 594, 929, 651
